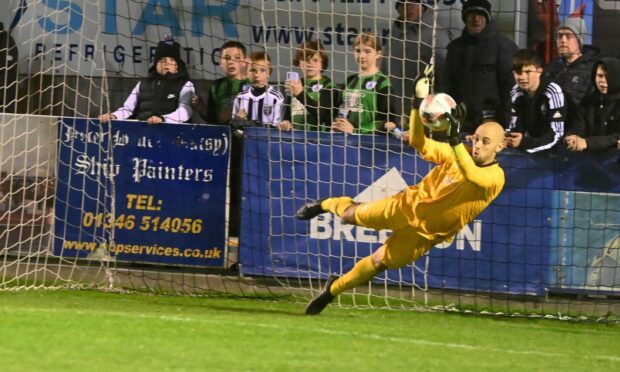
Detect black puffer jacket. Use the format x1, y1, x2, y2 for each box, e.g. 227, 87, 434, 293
133, 69, 190, 121
131, 49, 191, 122
443, 20, 518, 132
570, 57, 620, 151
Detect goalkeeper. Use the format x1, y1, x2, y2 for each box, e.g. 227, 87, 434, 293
296, 66, 507, 315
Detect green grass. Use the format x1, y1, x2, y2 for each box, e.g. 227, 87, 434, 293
1, 290, 618, 371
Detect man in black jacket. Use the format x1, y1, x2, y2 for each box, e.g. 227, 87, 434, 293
543, 16, 600, 107
565, 57, 620, 152
443, 0, 518, 133
505, 49, 567, 153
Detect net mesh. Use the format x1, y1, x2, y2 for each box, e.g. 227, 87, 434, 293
0, 0, 618, 321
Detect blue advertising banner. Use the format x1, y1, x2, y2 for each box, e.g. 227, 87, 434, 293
239, 128, 620, 296
54, 118, 230, 267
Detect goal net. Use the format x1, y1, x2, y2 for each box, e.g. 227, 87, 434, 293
0, 0, 618, 321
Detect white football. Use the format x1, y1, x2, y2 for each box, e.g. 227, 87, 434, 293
419, 93, 457, 132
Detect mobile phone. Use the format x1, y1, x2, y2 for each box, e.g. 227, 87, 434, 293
286, 71, 299, 81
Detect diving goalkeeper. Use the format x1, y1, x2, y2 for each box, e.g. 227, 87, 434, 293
296, 67, 507, 315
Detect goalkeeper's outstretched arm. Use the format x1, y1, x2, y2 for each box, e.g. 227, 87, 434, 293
408, 107, 426, 150
408, 65, 434, 150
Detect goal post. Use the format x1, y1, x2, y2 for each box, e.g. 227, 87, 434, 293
0, 0, 618, 321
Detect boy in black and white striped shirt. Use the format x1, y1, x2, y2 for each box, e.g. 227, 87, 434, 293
232, 51, 284, 128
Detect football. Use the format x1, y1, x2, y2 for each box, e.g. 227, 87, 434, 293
419, 93, 457, 132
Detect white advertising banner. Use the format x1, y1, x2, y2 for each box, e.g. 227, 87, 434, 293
1, 0, 469, 81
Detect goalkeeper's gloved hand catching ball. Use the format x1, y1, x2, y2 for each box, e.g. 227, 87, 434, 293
444, 112, 461, 147
413, 64, 434, 109
451, 102, 467, 124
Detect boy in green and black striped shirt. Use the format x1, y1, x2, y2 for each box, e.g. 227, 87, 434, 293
280, 41, 339, 132
192, 41, 250, 125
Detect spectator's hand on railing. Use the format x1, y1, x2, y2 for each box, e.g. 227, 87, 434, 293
332, 117, 354, 134
279, 120, 293, 131
384, 121, 397, 131
565, 135, 587, 152
98, 113, 116, 123
147, 116, 164, 125
505, 131, 523, 148
384, 121, 406, 141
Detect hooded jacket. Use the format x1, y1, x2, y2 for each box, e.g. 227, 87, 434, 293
570, 57, 620, 151
443, 20, 518, 132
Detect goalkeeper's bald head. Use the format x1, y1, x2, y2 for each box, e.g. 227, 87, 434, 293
471, 121, 505, 166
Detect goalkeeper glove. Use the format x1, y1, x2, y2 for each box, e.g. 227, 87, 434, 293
413, 64, 434, 109
444, 112, 461, 146
452, 102, 467, 123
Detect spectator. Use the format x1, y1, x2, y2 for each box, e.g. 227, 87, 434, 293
192, 41, 250, 239
231, 51, 284, 128
565, 57, 620, 152
99, 36, 194, 124
333, 32, 397, 135
381, 0, 453, 122
543, 15, 600, 107
192, 41, 249, 125
443, 0, 518, 133
280, 40, 339, 132
505, 49, 567, 153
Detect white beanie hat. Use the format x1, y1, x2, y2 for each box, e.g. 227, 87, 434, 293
557, 17, 587, 46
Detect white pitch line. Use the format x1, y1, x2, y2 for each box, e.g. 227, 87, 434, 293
4, 306, 620, 363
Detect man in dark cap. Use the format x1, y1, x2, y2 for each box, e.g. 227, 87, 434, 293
99, 35, 195, 124
443, 0, 518, 134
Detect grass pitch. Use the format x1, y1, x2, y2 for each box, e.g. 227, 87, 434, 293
1, 290, 618, 371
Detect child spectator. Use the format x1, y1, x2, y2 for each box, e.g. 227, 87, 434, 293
231, 51, 284, 128
565, 57, 620, 152
280, 41, 338, 132
332, 32, 397, 134
505, 49, 567, 153
192, 41, 250, 125
99, 35, 194, 124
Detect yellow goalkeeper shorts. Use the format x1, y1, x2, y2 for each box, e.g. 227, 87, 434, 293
354, 196, 433, 269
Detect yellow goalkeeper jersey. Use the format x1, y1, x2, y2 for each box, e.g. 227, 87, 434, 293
402, 111, 505, 242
